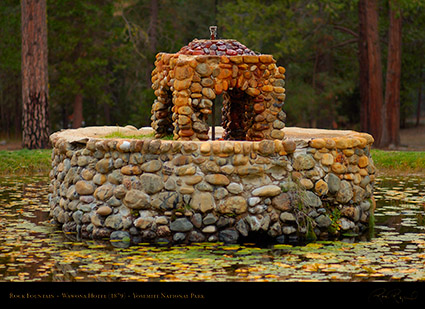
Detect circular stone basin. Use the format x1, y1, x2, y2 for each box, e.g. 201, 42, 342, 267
49, 126, 376, 245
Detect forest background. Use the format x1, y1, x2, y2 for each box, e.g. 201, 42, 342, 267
1, 0, 424, 149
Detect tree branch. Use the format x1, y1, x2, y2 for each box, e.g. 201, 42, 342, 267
333, 25, 359, 38
330, 38, 358, 49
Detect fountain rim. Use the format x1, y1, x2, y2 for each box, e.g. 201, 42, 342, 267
49, 126, 374, 146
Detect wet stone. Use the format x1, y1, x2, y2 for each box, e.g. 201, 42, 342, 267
170, 218, 193, 232
315, 214, 332, 228
218, 229, 239, 244
105, 214, 124, 230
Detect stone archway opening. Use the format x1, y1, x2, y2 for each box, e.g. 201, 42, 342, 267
220, 88, 251, 141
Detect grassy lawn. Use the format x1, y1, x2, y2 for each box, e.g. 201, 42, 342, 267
371, 149, 425, 176
0, 149, 52, 176
0, 147, 424, 177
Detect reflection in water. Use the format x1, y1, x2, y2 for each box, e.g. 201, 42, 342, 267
0, 175, 424, 282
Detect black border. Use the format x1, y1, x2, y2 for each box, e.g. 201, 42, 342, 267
2, 282, 425, 306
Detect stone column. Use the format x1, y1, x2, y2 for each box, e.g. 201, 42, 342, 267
151, 53, 174, 138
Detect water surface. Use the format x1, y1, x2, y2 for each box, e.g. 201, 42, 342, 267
1, 175, 424, 282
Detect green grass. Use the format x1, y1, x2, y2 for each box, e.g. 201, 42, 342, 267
0, 149, 52, 176
102, 130, 174, 140
102, 130, 155, 139
371, 149, 425, 175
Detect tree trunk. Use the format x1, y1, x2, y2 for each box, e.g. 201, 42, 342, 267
21, 0, 49, 149
384, 0, 402, 147
72, 93, 84, 128
416, 67, 423, 127
358, 0, 384, 146
145, 0, 159, 87
358, 0, 369, 132
148, 0, 158, 54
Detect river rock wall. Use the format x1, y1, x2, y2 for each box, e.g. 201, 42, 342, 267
49, 126, 376, 245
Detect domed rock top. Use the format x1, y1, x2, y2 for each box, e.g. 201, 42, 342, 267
176, 39, 258, 56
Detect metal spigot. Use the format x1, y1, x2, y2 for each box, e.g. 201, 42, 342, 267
209, 26, 217, 40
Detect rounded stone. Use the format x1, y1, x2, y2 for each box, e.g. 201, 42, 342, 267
218, 229, 239, 244
247, 88, 261, 97
170, 218, 193, 232
105, 214, 124, 230
227, 182, 243, 194
190, 192, 215, 213
200, 142, 211, 153
331, 162, 347, 174
271, 193, 291, 211
280, 212, 296, 222
293, 154, 315, 171
175, 165, 196, 176
214, 187, 228, 199
174, 78, 192, 91
184, 175, 203, 185
299, 178, 314, 190
203, 213, 218, 225
202, 225, 217, 233
118, 141, 131, 152
282, 226, 297, 235
75, 180, 95, 195
283, 140, 296, 153
110, 230, 130, 241
141, 160, 163, 172
300, 191, 322, 208
219, 196, 247, 214
252, 185, 281, 197
134, 216, 154, 230
123, 190, 150, 209
271, 129, 285, 140
327, 173, 341, 194
310, 138, 326, 149
175, 65, 193, 80
96, 158, 113, 174
233, 154, 249, 166
195, 63, 212, 77
202, 87, 216, 100
248, 197, 261, 207
321, 153, 334, 166
258, 140, 275, 155
94, 184, 115, 201
315, 214, 332, 228
140, 173, 164, 194
336, 180, 353, 204
358, 155, 369, 168
314, 179, 329, 196
205, 174, 230, 186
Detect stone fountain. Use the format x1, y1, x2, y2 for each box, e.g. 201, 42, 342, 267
48, 28, 376, 245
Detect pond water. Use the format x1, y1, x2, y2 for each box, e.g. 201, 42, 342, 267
1, 175, 425, 282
